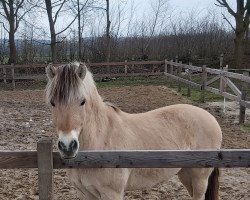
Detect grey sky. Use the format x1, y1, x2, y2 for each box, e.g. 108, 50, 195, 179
11, 0, 238, 39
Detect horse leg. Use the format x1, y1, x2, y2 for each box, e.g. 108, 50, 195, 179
73, 184, 98, 200
98, 187, 124, 200
76, 189, 98, 200
177, 169, 193, 197
190, 168, 214, 200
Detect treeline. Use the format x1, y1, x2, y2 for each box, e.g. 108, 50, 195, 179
0, 0, 248, 68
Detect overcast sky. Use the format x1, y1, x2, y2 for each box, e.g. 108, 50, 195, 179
11, 0, 238, 39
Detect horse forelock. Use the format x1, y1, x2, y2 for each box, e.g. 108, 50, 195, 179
45, 63, 93, 105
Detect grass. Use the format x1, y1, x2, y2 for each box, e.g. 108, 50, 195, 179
242, 123, 250, 132
0, 75, 225, 103
1, 74, 247, 103
95, 75, 223, 103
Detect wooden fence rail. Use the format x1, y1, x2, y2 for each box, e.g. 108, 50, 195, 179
1, 60, 249, 123
0, 60, 165, 90
164, 60, 250, 123
1, 149, 250, 169
0, 139, 249, 200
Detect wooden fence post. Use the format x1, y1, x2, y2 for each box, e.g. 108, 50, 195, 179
178, 61, 182, 92
220, 65, 228, 93
200, 65, 207, 103
239, 71, 249, 124
220, 53, 224, 69
175, 55, 178, 63
37, 138, 53, 200
124, 60, 128, 75
173, 56, 178, 76
187, 62, 192, 97
164, 59, 168, 73
11, 64, 15, 90
131, 63, 135, 77
3, 67, 7, 83
170, 59, 173, 74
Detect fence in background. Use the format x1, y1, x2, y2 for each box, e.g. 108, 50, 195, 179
163, 59, 250, 124
0, 61, 165, 89
0, 138, 249, 200
0, 60, 249, 123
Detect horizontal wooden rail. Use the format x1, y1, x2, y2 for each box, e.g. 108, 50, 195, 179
206, 68, 250, 83
164, 72, 202, 89
0, 60, 165, 69
88, 60, 165, 67
206, 86, 250, 108
0, 149, 249, 169
95, 72, 163, 78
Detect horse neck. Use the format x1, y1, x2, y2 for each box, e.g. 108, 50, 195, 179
79, 86, 110, 149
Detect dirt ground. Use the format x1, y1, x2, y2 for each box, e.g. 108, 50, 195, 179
0, 86, 249, 200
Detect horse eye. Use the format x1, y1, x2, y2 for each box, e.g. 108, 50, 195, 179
50, 101, 55, 107
80, 100, 86, 106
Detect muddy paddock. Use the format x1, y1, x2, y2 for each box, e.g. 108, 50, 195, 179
0, 86, 249, 200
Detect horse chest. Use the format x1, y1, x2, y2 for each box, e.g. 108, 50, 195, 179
126, 168, 180, 190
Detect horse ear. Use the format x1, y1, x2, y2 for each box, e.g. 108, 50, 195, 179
76, 63, 87, 79
46, 64, 56, 80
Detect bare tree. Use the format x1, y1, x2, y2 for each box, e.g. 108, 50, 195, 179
0, 0, 38, 63
44, 0, 81, 62
106, 0, 111, 62
69, 0, 96, 61
216, 0, 250, 68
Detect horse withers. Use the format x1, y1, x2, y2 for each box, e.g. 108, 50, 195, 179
45, 62, 222, 200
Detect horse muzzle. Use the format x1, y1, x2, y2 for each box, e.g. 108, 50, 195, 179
58, 139, 79, 159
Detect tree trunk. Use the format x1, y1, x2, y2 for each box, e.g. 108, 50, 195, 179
245, 26, 249, 55
45, 0, 57, 63
106, 0, 111, 63
51, 33, 57, 63
77, 0, 82, 61
234, 35, 245, 69
8, 24, 16, 64
8, 1, 16, 64
234, 14, 245, 69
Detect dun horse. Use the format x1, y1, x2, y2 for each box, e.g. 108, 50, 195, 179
45, 62, 222, 200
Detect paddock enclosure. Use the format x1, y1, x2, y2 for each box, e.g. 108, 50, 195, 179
0, 85, 249, 200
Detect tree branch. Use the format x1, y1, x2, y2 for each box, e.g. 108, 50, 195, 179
53, 0, 66, 24
243, 0, 250, 29
0, 0, 10, 19
56, 1, 87, 36
0, 21, 9, 32
222, 13, 236, 31
216, 0, 236, 17
14, 0, 25, 17
56, 14, 78, 35
0, 11, 7, 20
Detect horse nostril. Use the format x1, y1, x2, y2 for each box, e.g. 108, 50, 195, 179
69, 140, 78, 151
58, 141, 66, 152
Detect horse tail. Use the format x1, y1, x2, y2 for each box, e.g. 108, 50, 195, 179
205, 168, 220, 200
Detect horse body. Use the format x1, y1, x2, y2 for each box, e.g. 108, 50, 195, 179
45, 63, 222, 200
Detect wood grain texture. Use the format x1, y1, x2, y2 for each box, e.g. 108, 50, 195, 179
0, 150, 249, 169
57, 150, 250, 168
37, 139, 53, 200
0, 151, 37, 169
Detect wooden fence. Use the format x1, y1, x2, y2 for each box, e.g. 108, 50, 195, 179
0, 60, 249, 123
0, 138, 249, 200
163, 59, 250, 124
0, 60, 165, 88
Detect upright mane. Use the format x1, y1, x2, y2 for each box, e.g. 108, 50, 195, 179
45, 62, 96, 104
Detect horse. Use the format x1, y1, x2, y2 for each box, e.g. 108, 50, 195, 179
45, 62, 222, 200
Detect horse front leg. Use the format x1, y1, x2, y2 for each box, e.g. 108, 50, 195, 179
76, 188, 98, 200
98, 187, 124, 200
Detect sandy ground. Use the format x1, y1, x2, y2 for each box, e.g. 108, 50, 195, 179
0, 86, 249, 200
